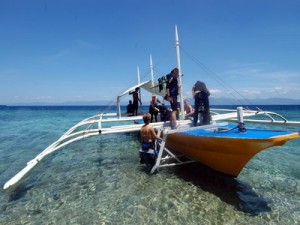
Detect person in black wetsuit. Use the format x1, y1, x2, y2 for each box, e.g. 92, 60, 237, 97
166, 68, 179, 129
149, 95, 160, 122
127, 100, 134, 116
192, 81, 211, 126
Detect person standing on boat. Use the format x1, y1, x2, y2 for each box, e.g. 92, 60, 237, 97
149, 95, 161, 122
129, 87, 142, 116
140, 113, 162, 168
192, 81, 211, 126
184, 99, 194, 119
166, 68, 179, 129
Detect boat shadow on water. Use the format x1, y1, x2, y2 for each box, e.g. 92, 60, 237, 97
7, 183, 35, 202
170, 162, 271, 216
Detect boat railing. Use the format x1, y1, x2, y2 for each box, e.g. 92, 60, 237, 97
255, 107, 288, 122
210, 108, 300, 126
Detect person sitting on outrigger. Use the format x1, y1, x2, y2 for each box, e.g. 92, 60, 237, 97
140, 113, 161, 168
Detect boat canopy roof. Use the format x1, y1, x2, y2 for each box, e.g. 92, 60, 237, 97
117, 80, 166, 99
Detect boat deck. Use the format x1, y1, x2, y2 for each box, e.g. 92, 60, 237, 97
180, 125, 297, 139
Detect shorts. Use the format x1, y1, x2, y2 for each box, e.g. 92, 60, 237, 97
170, 96, 178, 111
142, 142, 154, 151
133, 100, 138, 111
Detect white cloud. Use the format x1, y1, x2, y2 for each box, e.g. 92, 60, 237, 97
32, 96, 52, 100
241, 89, 261, 95
218, 61, 300, 99
210, 89, 222, 95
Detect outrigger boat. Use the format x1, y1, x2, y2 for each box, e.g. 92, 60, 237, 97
3, 26, 299, 190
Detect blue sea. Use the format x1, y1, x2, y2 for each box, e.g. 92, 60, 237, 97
0, 105, 299, 225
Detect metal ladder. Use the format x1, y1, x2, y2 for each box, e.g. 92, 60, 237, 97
150, 128, 195, 173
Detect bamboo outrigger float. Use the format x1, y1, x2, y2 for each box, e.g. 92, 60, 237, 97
3, 26, 299, 190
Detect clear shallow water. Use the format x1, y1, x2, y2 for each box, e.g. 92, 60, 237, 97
0, 105, 299, 225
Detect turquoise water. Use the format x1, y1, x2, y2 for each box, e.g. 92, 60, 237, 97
0, 106, 299, 224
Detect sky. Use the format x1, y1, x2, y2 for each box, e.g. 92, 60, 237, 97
1, 0, 300, 105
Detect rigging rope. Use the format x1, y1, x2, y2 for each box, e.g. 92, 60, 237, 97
180, 47, 257, 107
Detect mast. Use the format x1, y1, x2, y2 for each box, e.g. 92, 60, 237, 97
137, 66, 142, 107
117, 96, 121, 118
150, 54, 154, 87
137, 66, 141, 84
175, 25, 185, 120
